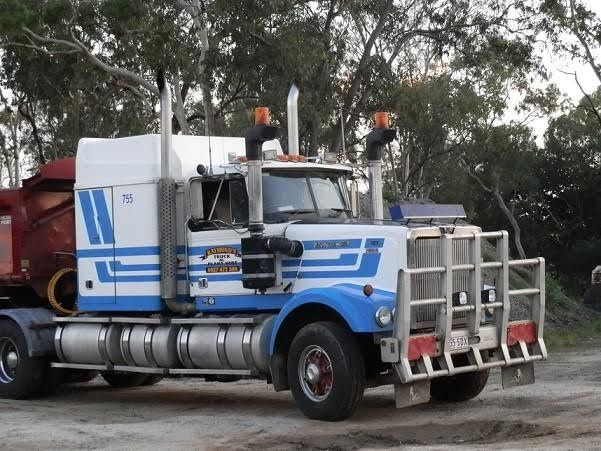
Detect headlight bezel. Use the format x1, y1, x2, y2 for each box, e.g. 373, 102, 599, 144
452, 291, 468, 306
375, 306, 393, 327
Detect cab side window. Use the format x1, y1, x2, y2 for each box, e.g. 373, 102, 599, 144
189, 176, 248, 231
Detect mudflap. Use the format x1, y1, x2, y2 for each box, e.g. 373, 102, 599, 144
394, 380, 431, 408
501, 362, 535, 389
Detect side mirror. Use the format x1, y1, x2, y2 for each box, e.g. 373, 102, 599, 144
350, 179, 360, 218
189, 179, 204, 220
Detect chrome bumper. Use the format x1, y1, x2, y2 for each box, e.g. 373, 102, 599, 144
381, 231, 547, 396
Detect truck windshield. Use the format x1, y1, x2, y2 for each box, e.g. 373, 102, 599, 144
263, 171, 350, 222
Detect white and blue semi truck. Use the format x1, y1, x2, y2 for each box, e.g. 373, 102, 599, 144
0, 78, 547, 420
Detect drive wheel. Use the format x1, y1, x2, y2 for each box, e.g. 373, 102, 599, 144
101, 372, 148, 388
287, 322, 365, 421
141, 375, 163, 386
430, 369, 490, 402
64, 370, 99, 384
0, 320, 47, 399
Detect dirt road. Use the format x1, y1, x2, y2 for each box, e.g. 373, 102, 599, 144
1, 344, 601, 450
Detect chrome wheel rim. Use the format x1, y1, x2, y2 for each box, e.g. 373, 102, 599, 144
0, 337, 18, 383
298, 345, 333, 402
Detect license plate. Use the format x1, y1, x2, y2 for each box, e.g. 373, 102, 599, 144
448, 335, 470, 351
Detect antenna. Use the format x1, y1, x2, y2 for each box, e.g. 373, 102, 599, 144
339, 105, 346, 159
207, 118, 213, 175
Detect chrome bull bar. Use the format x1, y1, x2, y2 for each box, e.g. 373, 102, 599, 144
380, 231, 547, 407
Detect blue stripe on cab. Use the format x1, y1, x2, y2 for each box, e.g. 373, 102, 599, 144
110, 261, 160, 272
78, 191, 101, 245
92, 190, 115, 244
78, 246, 160, 258
95, 261, 160, 282
195, 293, 291, 312
282, 253, 358, 268
282, 253, 381, 279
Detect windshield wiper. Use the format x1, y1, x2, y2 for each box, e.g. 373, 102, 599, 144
283, 208, 317, 216
327, 207, 351, 217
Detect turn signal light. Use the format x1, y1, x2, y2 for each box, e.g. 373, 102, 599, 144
254, 107, 271, 125
276, 154, 306, 162
374, 111, 389, 129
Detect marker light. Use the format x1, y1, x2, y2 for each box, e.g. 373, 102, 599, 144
276, 155, 306, 162
374, 111, 389, 129
254, 107, 271, 126
363, 284, 374, 296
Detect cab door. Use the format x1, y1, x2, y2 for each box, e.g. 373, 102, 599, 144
75, 188, 116, 306
187, 175, 250, 298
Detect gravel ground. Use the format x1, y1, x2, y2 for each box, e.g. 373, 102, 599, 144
1, 344, 601, 450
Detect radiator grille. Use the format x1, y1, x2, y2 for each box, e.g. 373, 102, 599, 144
409, 238, 470, 329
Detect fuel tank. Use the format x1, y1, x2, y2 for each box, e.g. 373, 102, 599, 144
54, 315, 276, 375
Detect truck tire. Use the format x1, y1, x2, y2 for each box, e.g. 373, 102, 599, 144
0, 319, 48, 399
430, 369, 490, 402
64, 370, 99, 384
101, 372, 148, 388
141, 375, 163, 386
287, 321, 365, 421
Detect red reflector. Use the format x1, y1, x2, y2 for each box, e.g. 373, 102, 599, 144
407, 334, 437, 361
507, 321, 537, 346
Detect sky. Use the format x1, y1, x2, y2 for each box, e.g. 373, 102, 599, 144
526, 0, 601, 142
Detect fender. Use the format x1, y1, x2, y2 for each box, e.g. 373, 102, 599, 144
269, 283, 395, 354
0, 308, 56, 357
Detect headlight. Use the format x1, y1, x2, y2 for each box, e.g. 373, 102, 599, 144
481, 288, 496, 303
452, 291, 468, 306
375, 306, 392, 327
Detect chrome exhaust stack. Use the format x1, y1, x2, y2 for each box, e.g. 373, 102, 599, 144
157, 72, 195, 314
287, 84, 300, 156
366, 112, 396, 220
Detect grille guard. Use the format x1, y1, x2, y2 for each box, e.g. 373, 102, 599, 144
381, 230, 547, 384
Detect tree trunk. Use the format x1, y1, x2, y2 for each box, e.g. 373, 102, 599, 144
386, 143, 399, 203
18, 102, 45, 165
492, 186, 526, 260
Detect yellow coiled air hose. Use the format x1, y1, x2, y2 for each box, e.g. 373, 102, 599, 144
47, 267, 77, 315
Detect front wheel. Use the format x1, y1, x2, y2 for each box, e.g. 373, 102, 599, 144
0, 320, 48, 399
287, 322, 365, 421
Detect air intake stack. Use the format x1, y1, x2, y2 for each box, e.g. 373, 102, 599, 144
241, 107, 303, 292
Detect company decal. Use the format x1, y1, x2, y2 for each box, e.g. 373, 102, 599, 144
313, 240, 351, 249
201, 246, 241, 273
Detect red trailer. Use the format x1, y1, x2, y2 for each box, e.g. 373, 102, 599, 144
0, 158, 76, 311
